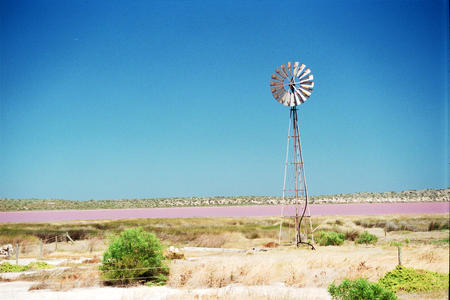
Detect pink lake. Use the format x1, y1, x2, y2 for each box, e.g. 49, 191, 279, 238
0, 202, 448, 223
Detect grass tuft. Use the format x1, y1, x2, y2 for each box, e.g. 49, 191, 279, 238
315, 232, 345, 246
356, 231, 378, 245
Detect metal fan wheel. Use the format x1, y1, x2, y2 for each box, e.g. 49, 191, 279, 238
270, 62, 314, 107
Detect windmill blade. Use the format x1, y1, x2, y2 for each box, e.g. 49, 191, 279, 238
299, 80, 314, 87
298, 68, 311, 79
293, 91, 301, 106
299, 74, 313, 83
300, 81, 314, 89
294, 86, 308, 98
295, 64, 305, 77
275, 92, 284, 104
275, 68, 288, 79
272, 88, 282, 96
298, 87, 312, 97
271, 86, 284, 93
280, 64, 289, 78
293, 62, 299, 76
300, 82, 314, 91
287, 62, 292, 76
300, 86, 313, 93
274, 89, 285, 100
281, 93, 290, 106
289, 92, 296, 106
294, 89, 307, 103
272, 73, 284, 82
270, 80, 284, 87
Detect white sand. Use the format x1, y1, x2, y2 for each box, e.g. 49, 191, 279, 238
0, 281, 331, 300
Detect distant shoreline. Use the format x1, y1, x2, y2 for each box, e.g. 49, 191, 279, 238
1, 188, 448, 212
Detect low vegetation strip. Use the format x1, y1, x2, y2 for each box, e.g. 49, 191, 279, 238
1, 215, 448, 253
328, 278, 397, 300
0, 188, 448, 211
0, 262, 55, 273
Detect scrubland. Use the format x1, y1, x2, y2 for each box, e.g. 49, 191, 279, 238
0, 214, 448, 299
1, 188, 448, 211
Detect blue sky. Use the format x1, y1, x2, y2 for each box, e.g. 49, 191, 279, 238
1, 0, 448, 200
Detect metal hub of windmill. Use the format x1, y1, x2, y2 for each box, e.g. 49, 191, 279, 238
270, 61, 315, 250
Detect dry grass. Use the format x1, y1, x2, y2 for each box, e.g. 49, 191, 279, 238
0, 239, 108, 260
168, 244, 449, 289
1, 214, 448, 299
162, 286, 330, 300
190, 234, 228, 248
396, 289, 449, 300
24, 266, 100, 291
2, 214, 447, 250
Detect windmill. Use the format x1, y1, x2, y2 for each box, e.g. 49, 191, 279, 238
270, 61, 315, 249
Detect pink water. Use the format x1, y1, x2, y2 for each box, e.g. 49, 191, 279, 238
1, 202, 448, 223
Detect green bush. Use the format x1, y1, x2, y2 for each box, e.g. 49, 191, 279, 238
0, 262, 29, 273
356, 231, 378, 244
378, 265, 449, 293
328, 278, 397, 300
315, 231, 345, 246
99, 227, 168, 285
0, 261, 55, 273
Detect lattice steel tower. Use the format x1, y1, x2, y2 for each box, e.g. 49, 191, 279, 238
270, 61, 315, 249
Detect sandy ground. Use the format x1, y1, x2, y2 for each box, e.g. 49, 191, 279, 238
0, 281, 331, 300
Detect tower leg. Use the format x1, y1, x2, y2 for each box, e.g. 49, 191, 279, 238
295, 208, 299, 245
282, 107, 315, 250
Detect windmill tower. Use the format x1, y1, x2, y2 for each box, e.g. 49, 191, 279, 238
270, 61, 315, 249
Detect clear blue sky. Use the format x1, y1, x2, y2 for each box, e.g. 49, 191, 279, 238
1, 0, 448, 200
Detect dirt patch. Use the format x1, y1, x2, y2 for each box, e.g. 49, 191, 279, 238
264, 242, 279, 248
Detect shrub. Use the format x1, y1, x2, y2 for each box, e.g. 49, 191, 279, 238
428, 221, 441, 231
246, 232, 260, 239
378, 265, 449, 293
315, 231, 345, 246
328, 278, 397, 300
428, 220, 449, 231
356, 231, 378, 244
99, 227, 168, 285
0, 262, 29, 273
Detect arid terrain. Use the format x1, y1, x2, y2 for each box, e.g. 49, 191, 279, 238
0, 213, 448, 299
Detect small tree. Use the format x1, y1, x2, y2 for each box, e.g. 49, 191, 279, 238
100, 227, 168, 285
